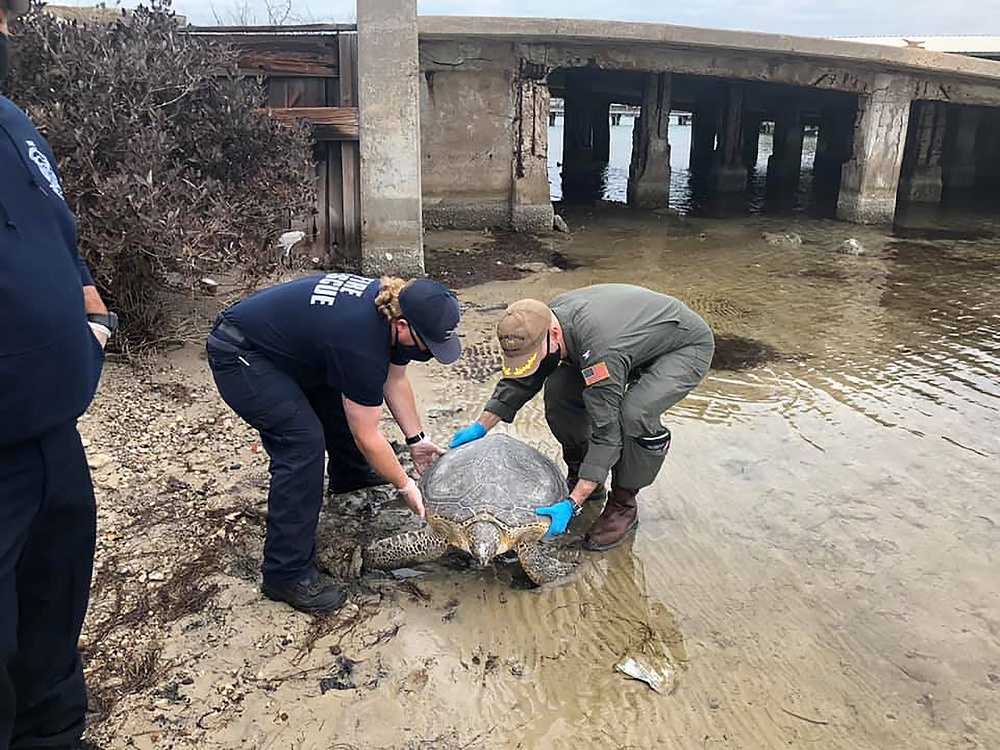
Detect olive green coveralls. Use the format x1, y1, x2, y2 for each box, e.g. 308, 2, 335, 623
485, 284, 715, 490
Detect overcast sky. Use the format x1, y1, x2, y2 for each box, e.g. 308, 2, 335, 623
163, 0, 1000, 37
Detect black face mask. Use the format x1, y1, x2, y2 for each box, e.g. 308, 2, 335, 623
394, 344, 433, 363
392, 323, 434, 363
536, 334, 562, 379
0, 34, 9, 88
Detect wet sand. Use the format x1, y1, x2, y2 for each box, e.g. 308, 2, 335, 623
83, 210, 999, 749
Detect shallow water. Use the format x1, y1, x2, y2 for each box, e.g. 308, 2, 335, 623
386, 205, 1000, 749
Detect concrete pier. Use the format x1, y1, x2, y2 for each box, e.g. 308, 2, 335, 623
690, 102, 718, 175
357, 0, 424, 276
978, 109, 1000, 191
593, 99, 612, 163
562, 68, 599, 201
899, 100, 947, 203
627, 73, 672, 208
837, 77, 912, 223
766, 105, 805, 187
741, 112, 762, 168
942, 106, 982, 197
416, 16, 1000, 234
715, 84, 748, 191
813, 109, 855, 190
511, 66, 555, 231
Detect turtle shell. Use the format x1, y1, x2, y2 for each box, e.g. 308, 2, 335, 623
419, 434, 567, 527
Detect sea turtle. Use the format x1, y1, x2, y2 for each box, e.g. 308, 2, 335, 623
363, 434, 574, 585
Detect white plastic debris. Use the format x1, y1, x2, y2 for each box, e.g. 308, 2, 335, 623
277, 230, 306, 265
615, 654, 675, 694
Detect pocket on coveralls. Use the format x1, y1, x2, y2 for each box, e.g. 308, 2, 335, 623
635, 428, 671, 455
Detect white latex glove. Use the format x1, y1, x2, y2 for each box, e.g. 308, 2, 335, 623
398, 478, 426, 519
89, 322, 110, 349
409, 438, 446, 475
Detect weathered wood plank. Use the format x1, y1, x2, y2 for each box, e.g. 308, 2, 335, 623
341, 142, 360, 259
326, 76, 342, 107
257, 106, 359, 140
285, 79, 306, 108
338, 33, 358, 106
315, 156, 329, 251
266, 78, 288, 108
338, 33, 361, 261
238, 55, 335, 78
326, 143, 346, 265
304, 78, 327, 108
190, 24, 356, 34
202, 35, 342, 78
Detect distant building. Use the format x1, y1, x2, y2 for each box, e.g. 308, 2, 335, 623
837, 36, 1000, 61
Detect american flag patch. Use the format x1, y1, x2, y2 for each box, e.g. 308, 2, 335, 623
582, 361, 611, 386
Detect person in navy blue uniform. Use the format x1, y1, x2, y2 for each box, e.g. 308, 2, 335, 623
207, 274, 462, 613
1, 2, 117, 747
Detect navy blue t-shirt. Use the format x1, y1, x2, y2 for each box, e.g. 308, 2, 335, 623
224, 273, 407, 407
0, 95, 104, 446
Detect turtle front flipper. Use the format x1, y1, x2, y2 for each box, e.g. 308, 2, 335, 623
363, 528, 451, 571
516, 540, 575, 585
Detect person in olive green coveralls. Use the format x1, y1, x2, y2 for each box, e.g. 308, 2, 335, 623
450, 284, 714, 551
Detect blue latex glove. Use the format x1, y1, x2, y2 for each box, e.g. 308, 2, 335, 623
535, 498, 577, 536
449, 422, 487, 448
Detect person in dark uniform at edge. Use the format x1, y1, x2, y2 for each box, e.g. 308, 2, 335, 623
207, 273, 462, 614
450, 284, 714, 551
1, 1, 118, 747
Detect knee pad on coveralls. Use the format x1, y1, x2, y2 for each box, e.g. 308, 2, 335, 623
614, 427, 671, 490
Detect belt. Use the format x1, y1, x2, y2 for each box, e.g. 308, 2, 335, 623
210, 316, 247, 346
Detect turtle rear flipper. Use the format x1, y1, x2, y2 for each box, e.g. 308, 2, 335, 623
516, 540, 575, 585
363, 528, 451, 570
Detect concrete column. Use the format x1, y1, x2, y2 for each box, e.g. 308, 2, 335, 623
689, 102, 718, 175
562, 68, 599, 202
977, 109, 1000, 192
766, 105, 805, 188
357, 0, 423, 276
627, 72, 672, 208
563, 69, 596, 169
714, 85, 747, 192
511, 66, 554, 232
813, 108, 855, 190
837, 76, 912, 224
593, 100, 612, 163
899, 100, 947, 203
742, 112, 762, 169
943, 106, 983, 196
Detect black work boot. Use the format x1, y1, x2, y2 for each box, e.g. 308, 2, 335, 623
261, 572, 348, 614
327, 466, 386, 496
563, 446, 607, 504
583, 486, 639, 551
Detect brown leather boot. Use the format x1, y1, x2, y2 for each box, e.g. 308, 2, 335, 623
583, 486, 638, 551
564, 447, 607, 504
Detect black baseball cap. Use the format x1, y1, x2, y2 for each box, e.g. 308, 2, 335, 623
8, 0, 29, 16
399, 279, 462, 364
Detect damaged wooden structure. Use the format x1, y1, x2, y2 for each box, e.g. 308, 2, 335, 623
192, 25, 362, 266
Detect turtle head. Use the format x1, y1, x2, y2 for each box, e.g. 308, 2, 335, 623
467, 521, 502, 566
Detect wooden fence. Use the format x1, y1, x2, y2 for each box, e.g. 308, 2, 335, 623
192, 25, 362, 267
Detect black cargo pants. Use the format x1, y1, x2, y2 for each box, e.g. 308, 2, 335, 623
0, 420, 96, 749
206, 330, 370, 587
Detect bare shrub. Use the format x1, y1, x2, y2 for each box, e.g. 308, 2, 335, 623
6, 2, 315, 353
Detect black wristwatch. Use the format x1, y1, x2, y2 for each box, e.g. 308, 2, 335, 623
404, 431, 426, 446
87, 311, 119, 335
